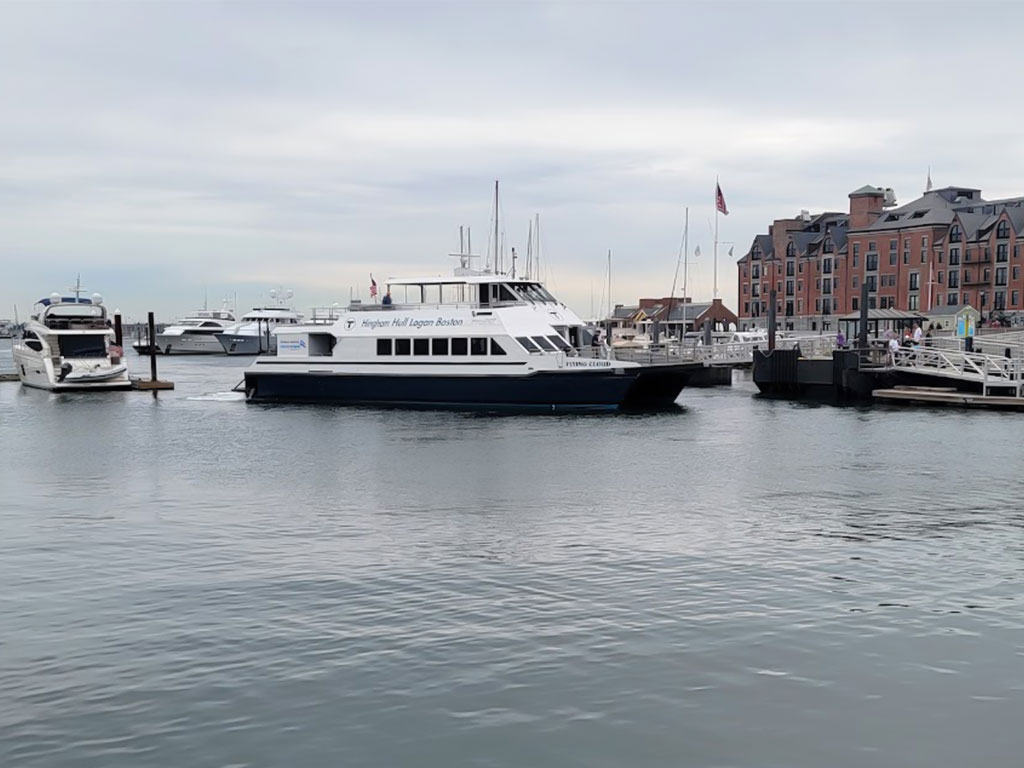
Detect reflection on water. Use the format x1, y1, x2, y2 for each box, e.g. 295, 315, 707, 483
1, 349, 1023, 767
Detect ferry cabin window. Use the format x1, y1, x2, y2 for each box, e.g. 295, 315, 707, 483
497, 284, 518, 303
395, 338, 411, 355
413, 338, 429, 356
432, 338, 449, 355
490, 339, 507, 355
423, 284, 441, 305
441, 284, 464, 305
531, 335, 556, 352
516, 336, 540, 352
451, 337, 468, 355
59, 335, 108, 358
546, 335, 572, 352
377, 338, 393, 356
470, 337, 488, 356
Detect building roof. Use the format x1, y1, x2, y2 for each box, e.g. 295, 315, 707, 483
837, 308, 928, 322
850, 185, 884, 197
924, 303, 977, 316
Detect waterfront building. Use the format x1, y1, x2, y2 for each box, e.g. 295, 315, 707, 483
737, 183, 1024, 330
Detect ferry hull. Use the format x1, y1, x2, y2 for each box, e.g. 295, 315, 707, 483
243, 366, 697, 412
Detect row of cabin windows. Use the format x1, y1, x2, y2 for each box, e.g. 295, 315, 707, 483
386, 282, 556, 306
377, 337, 506, 356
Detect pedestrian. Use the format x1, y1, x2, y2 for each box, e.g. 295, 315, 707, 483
888, 334, 900, 365
836, 329, 846, 349
912, 323, 923, 344
382, 290, 392, 306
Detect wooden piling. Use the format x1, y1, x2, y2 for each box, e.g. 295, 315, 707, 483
147, 312, 158, 381
768, 289, 777, 351
858, 281, 869, 348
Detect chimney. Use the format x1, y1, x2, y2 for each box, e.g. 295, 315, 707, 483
849, 185, 885, 229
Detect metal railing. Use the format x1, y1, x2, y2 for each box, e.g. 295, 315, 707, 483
886, 346, 1024, 397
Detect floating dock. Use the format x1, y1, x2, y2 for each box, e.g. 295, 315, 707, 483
873, 386, 1024, 410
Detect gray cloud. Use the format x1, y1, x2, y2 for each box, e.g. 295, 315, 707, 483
2, 1, 1023, 321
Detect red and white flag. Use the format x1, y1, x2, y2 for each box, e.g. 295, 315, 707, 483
369, 274, 378, 299
715, 182, 729, 215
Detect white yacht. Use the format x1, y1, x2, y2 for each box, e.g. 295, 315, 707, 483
12, 283, 130, 391
217, 290, 304, 355
242, 264, 699, 412
133, 302, 237, 355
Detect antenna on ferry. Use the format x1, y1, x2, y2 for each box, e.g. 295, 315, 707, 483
460, 225, 465, 254
525, 219, 533, 280
535, 213, 541, 283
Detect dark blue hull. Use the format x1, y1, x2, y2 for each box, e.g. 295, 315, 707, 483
243, 366, 698, 412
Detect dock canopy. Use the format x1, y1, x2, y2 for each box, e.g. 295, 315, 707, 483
838, 308, 928, 340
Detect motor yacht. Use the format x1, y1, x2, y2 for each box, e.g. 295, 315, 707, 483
132, 301, 237, 355
12, 281, 130, 391
242, 263, 699, 411
217, 290, 303, 355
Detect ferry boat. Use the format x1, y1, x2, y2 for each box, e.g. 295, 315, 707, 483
217, 290, 303, 355
132, 301, 237, 355
12, 282, 130, 391
242, 268, 699, 411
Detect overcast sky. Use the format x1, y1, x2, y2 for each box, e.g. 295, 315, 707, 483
3, 1, 1024, 322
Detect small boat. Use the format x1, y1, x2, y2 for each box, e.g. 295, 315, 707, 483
12, 280, 130, 391
132, 301, 236, 355
217, 290, 303, 355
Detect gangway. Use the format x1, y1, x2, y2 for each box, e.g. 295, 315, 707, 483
881, 346, 1024, 397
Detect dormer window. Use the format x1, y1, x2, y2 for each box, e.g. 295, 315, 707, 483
950, 224, 962, 242
997, 220, 1010, 239
823, 238, 834, 253
786, 241, 795, 257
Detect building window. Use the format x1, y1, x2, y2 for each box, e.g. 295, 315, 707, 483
866, 253, 879, 271
937, 250, 944, 264
853, 254, 859, 267
823, 258, 832, 274
868, 241, 877, 252
949, 247, 960, 265
903, 251, 910, 264
948, 271, 960, 288
823, 278, 832, 295
1015, 245, 1020, 260
948, 293, 958, 306
922, 236, 929, 249
938, 270, 944, 284
997, 220, 1010, 239
996, 267, 1008, 286
743, 301, 750, 314
752, 265, 760, 279
889, 238, 898, 253
823, 238, 834, 253
908, 295, 919, 310
743, 284, 748, 295
963, 293, 970, 305
995, 291, 1006, 310
981, 291, 988, 308
909, 273, 920, 290
997, 243, 1008, 262
852, 276, 859, 288
815, 298, 821, 312
963, 269, 971, 284
798, 280, 803, 291
853, 242, 861, 257
785, 280, 794, 296
1015, 266, 1021, 280
865, 275, 877, 292
949, 224, 962, 242
786, 241, 796, 257
852, 297, 859, 310
1014, 291, 1020, 307
786, 261, 795, 276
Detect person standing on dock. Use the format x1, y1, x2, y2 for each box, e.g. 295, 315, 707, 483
888, 335, 900, 366
912, 323, 923, 345
836, 329, 846, 349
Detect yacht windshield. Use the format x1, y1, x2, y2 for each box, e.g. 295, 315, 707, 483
59, 335, 108, 358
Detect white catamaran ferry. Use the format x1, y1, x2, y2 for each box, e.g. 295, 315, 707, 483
243, 266, 699, 411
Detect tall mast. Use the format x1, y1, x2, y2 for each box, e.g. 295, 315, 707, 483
535, 213, 541, 283
607, 249, 612, 321
683, 207, 689, 324
494, 180, 500, 274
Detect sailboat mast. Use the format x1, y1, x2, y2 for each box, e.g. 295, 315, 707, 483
607, 249, 612, 322
535, 213, 541, 283
494, 180, 500, 274
683, 207, 689, 321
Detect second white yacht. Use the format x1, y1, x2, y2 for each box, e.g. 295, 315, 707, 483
133, 302, 237, 355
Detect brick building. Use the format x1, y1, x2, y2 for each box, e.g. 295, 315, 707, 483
737, 184, 1024, 330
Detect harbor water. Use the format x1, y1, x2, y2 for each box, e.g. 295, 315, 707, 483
1, 339, 1023, 767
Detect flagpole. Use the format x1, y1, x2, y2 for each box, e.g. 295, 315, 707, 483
714, 177, 719, 299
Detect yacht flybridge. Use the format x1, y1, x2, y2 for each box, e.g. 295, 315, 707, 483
243, 269, 699, 411
13, 281, 130, 391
